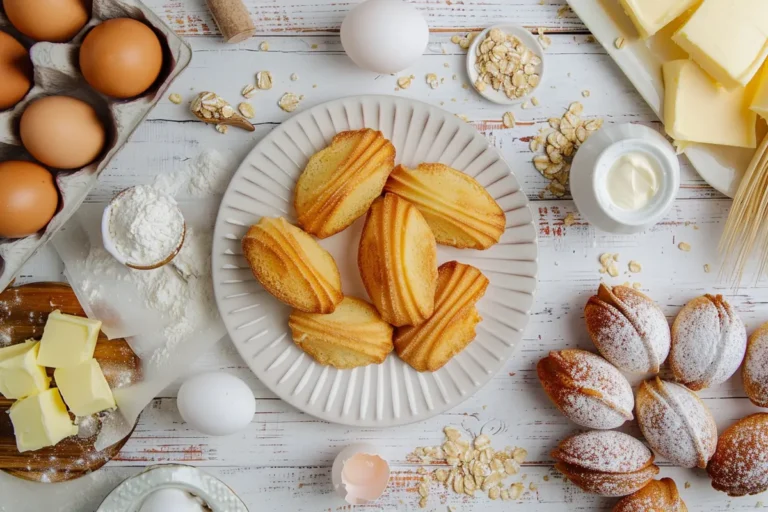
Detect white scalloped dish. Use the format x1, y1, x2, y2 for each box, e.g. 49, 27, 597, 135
211, 95, 537, 427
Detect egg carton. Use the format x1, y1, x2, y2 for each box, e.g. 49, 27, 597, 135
0, 0, 192, 291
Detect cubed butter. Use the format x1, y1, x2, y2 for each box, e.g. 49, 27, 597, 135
9, 388, 78, 452
619, 0, 700, 39
663, 59, 757, 148
36, 310, 102, 368
54, 359, 115, 416
752, 64, 768, 121
673, 0, 768, 89
0, 340, 50, 399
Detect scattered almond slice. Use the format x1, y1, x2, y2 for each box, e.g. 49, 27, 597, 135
628, 260, 642, 273
241, 84, 257, 98
678, 242, 692, 252
502, 112, 516, 128
168, 93, 182, 104
238, 102, 254, 119
278, 92, 302, 112
256, 71, 273, 90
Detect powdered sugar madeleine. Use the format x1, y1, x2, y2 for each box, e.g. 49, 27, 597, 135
294, 129, 395, 238
242, 217, 343, 314
585, 284, 670, 374
744, 322, 768, 407
537, 349, 634, 429
358, 194, 438, 327
670, 294, 747, 390
395, 261, 488, 372
708, 413, 768, 497
552, 431, 659, 497
636, 377, 717, 469
384, 163, 505, 250
612, 478, 688, 512
288, 297, 394, 369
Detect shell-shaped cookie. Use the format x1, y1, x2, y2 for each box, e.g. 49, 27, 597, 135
294, 129, 395, 238
384, 163, 506, 250
636, 378, 717, 468
537, 349, 634, 429
671, 294, 747, 390
744, 323, 768, 407
394, 261, 488, 372
288, 297, 394, 369
708, 413, 768, 497
358, 194, 438, 327
552, 431, 659, 497
612, 478, 688, 512
585, 284, 670, 374
241, 217, 343, 314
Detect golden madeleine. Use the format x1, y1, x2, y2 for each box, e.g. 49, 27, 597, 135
289, 297, 394, 369
384, 163, 505, 249
242, 216, 343, 314
395, 261, 489, 372
359, 194, 438, 327
294, 129, 396, 238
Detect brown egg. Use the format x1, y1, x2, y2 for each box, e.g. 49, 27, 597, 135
0, 161, 58, 238
20, 95, 106, 169
79, 18, 163, 99
0, 31, 32, 110
3, 0, 89, 42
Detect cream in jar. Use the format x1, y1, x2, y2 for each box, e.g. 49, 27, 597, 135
605, 151, 662, 211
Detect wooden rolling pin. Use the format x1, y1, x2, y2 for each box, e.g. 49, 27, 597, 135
206, 0, 256, 43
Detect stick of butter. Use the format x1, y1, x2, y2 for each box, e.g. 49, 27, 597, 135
0, 340, 50, 400
37, 310, 102, 368
619, 0, 700, 39
9, 388, 78, 452
673, 0, 768, 90
663, 59, 757, 148
54, 359, 115, 416
752, 64, 768, 121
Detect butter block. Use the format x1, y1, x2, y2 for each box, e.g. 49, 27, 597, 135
752, 64, 768, 121
619, 0, 700, 39
663, 59, 757, 148
37, 310, 102, 368
0, 340, 50, 399
54, 359, 115, 416
673, 0, 768, 89
9, 388, 78, 452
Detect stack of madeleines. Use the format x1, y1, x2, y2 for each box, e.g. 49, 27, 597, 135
242, 128, 506, 372
538, 283, 768, 508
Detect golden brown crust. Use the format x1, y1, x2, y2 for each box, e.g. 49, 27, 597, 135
708, 413, 768, 497
555, 462, 659, 497
744, 323, 768, 407
384, 163, 505, 249
358, 194, 438, 327
294, 129, 395, 238
394, 261, 488, 372
242, 217, 343, 313
612, 478, 688, 512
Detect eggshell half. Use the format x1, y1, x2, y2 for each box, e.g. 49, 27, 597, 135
331, 443, 391, 505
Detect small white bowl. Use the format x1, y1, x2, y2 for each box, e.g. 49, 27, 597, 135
570, 123, 680, 234
466, 24, 546, 105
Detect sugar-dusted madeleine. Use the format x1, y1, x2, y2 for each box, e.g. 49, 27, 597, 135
294, 129, 395, 238
708, 413, 768, 497
384, 163, 506, 250
744, 322, 768, 407
358, 194, 438, 327
288, 297, 394, 369
395, 261, 489, 372
242, 217, 343, 314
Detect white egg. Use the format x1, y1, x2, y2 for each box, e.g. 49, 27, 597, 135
177, 372, 255, 436
340, 0, 429, 74
139, 488, 205, 512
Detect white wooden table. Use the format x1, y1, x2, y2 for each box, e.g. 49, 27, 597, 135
3, 1, 767, 510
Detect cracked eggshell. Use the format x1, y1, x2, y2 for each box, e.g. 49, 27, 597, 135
331, 443, 390, 505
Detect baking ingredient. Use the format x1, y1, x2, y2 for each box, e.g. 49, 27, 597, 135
332, 444, 390, 505
3, 0, 89, 42
107, 185, 185, 266
0, 161, 59, 238
752, 64, 768, 120
190, 91, 255, 132
0, 31, 32, 110
79, 18, 163, 99
54, 359, 115, 416
278, 92, 302, 112
472, 28, 542, 101
662, 59, 757, 148
9, 388, 78, 452
618, 0, 699, 39
672, 0, 768, 90
205, 0, 255, 44
176, 372, 255, 436
606, 151, 661, 210
37, 310, 101, 368
256, 71, 273, 90
20, 95, 106, 169
340, 0, 428, 74
139, 488, 206, 512
0, 340, 50, 399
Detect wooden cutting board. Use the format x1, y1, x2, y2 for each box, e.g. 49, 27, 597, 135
0, 282, 142, 483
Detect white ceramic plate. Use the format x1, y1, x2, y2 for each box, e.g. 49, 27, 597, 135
566, 0, 759, 197
212, 95, 537, 427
